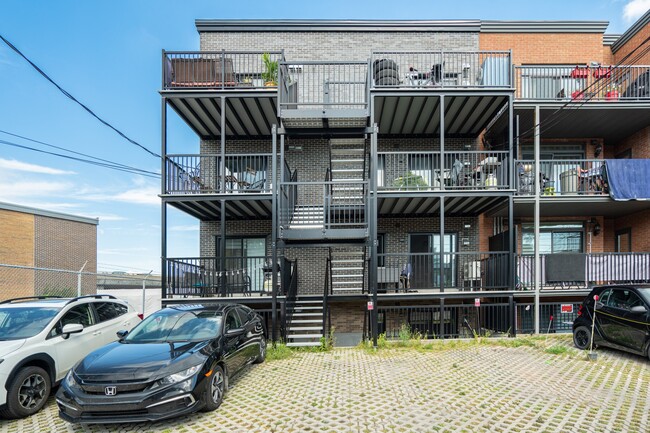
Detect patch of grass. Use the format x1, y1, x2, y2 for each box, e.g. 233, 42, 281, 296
266, 342, 294, 361
545, 345, 568, 355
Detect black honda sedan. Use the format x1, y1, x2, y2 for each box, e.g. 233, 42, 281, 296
573, 285, 650, 359
56, 304, 266, 423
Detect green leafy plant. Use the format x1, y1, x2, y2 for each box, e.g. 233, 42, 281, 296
392, 171, 428, 189
261, 53, 278, 86
266, 342, 294, 361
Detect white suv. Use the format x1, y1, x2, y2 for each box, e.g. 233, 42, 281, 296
0, 295, 140, 419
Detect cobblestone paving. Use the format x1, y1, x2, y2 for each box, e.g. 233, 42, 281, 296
3, 336, 650, 433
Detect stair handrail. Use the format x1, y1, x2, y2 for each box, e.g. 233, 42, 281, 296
324, 168, 332, 230
323, 252, 331, 340
363, 245, 369, 294
282, 168, 298, 230
283, 259, 298, 342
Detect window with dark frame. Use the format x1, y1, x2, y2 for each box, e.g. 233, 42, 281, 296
615, 228, 632, 253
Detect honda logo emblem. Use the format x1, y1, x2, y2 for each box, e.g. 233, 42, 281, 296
104, 386, 117, 396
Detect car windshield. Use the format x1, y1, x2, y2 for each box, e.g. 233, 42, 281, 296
124, 309, 223, 343
0, 307, 61, 340
636, 288, 650, 306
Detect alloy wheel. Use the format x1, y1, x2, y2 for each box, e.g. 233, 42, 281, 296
210, 369, 225, 404
574, 327, 590, 349
18, 374, 46, 410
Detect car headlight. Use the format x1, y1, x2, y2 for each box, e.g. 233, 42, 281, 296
65, 369, 78, 388
150, 364, 202, 390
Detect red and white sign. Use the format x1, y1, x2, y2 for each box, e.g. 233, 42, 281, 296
367, 301, 374, 311
561, 304, 574, 314
474, 298, 481, 307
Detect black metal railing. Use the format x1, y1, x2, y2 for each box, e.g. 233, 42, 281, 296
515, 302, 580, 335
163, 51, 285, 90
165, 256, 293, 297
279, 180, 369, 230
371, 51, 512, 88
514, 65, 650, 102
165, 154, 287, 194
377, 252, 511, 292
282, 260, 299, 341
515, 159, 607, 196
279, 61, 369, 111
517, 253, 650, 290
323, 256, 331, 338
514, 64, 650, 101
379, 150, 511, 190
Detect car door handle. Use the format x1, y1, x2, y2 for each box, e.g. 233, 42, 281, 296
93, 331, 102, 336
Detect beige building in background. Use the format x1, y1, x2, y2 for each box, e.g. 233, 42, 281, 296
0, 202, 98, 300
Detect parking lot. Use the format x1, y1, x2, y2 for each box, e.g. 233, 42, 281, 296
3, 335, 650, 433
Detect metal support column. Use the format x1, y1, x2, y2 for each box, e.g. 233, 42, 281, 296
161, 97, 167, 300
508, 195, 514, 290
534, 105, 541, 334
271, 125, 278, 343
439, 95, 445, 293
370, 123, 379, 347
440, 298, 445, 337
220, 96, 227, 297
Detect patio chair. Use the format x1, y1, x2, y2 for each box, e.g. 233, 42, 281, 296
170, 57, 237, 88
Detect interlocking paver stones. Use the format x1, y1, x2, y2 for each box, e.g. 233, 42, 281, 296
2, 336, 650, 433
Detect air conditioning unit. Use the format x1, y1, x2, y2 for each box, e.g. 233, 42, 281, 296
464, 261, 481, 280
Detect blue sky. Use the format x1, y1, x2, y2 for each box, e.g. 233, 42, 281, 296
0, 0, 647, 274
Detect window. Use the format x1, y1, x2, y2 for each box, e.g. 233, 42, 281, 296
522, 223, 584, 254
615, 228, 632, 253
216, 236, 267, 293
377, 233, 386, 267
94, 302, 127, 323
49, 304, 94, 338
235, 307, 250, 326
225, 310, 241, 332
607, 289, 644, 311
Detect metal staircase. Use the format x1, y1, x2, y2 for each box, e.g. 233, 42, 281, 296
330, 248, 366, 293
285, 297, 324, 347
329, 138, 367, 208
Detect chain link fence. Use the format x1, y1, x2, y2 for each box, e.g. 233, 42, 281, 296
0, 263, 162, 316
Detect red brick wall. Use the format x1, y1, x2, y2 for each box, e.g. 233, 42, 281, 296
613, 21, 650, 65
480, 33, 605, 65
604, 210, 650, 252
606, 126, 650, 159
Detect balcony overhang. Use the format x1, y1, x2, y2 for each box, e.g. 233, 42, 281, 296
490, 196, 650, 218
161, 90, 278, 139
377, 192, 508, 216
372, 91, 510, 136
281, 109, 369, 129
163, 194, 273, 221
488, 102, 650, 144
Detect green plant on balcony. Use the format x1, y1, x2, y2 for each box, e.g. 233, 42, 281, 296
262, 53, 278, 87
392, 171, 428, 189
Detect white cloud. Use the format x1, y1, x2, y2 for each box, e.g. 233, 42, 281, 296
0, 158, 75, 175
0, 181, 72, 198
623, 0, 650, 22
82, 186, 160, 206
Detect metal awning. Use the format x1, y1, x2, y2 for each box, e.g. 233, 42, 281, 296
373, 92, 510, 136
161, 91, 278, 139
488, 102, 650, 144
378, 192, 508, 216
490, 196, 650, 218
164, 195, 273, 221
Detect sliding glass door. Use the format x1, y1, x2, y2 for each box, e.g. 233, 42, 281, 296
409, 233, 457, 289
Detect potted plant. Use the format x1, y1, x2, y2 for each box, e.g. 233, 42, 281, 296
605, 83, 620, 101
392, 171, 429, 190
261, 53, 278, 87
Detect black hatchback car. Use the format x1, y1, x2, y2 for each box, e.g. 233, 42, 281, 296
573, 285, 650, 358
56, 304, 266, 423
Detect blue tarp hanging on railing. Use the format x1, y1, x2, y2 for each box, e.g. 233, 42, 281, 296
606, 159, 650, 201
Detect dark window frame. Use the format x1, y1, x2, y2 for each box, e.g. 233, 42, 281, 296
615, 228, 632, 253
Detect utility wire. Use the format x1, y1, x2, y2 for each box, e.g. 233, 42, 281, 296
0, 139, 160, 178
0, 129, 156, 174
0, 34, 161, 159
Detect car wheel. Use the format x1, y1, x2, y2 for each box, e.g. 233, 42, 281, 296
201, 365, 225, 412
254, 338, 267, 364
573, 325, 592, 350
0, 366, 51, 419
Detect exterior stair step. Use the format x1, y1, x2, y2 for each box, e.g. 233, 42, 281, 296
288, 334, 324, 339
286, 341, 322, 347
287, 326, 322, 331
290, 319, 322, 324
292, 312, 322, 317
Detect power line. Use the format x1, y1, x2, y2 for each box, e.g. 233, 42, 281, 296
0, 34, 161, 159
0, 138, 160, 178
0, 129, 157, 175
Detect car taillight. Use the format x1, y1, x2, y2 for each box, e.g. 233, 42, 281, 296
577, 304, 583, 317
137, 313, 144, 320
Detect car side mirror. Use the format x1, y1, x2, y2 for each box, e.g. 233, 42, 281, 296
61, 323, 83, 339
116, 330, 129, 340
225, 327, 245, 337
631, 305, 647, 314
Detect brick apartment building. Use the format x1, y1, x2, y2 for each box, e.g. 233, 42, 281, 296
160, 11, 650, 345
0, 202, 98, 300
